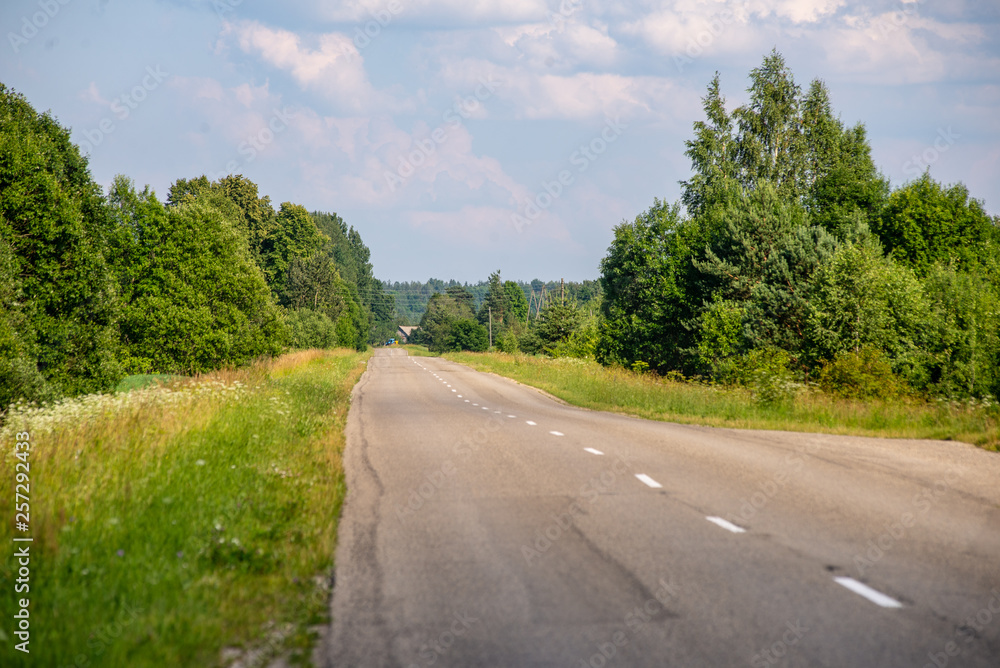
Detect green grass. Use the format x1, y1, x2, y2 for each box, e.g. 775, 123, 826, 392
400, 344, 438, 357
115, 373, 180, 393
445, 352, 1000, 450
0, 349, 371, 667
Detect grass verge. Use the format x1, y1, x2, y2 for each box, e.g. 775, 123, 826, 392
400, 344, 437, 357
0, 348, 371, 666
445, 352, 999, 450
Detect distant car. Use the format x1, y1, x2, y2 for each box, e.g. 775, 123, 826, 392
385, 338, 396, 346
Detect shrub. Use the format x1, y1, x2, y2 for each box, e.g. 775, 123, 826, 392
448, 319, 489, 352
818, 347, 903, 400
285, 308, 337, 349
497, 329, 520, 353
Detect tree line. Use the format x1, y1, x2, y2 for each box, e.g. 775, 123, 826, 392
411, 272, 602, 357
0, 83, 395, 409
413, 51, 1000, 402
598, 51, 1000, 400
385, 277, 601, 326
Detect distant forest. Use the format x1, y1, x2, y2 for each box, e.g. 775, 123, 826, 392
384, 279, 602, 325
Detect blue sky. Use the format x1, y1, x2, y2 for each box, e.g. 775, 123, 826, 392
2, 0, 998, 282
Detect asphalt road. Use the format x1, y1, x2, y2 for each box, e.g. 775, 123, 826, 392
322, 348, 1000, 667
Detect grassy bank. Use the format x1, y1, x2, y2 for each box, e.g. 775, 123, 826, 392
445, 352, 1000, 450
0, 348, 370, 667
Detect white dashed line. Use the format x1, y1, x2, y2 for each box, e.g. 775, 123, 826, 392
525, 420, 537, 426
473, 403, 478, 406
451, 389, 457, 392
635, 474, 662, 489
834, 577, 903, 608
507, 415, 516, 418
482, 407, 489, 410
584, 448, 604, 455
706, 516, 746, 534
457, 395, 462, 398
549, 431, 564, 436
464, 400, 470, 403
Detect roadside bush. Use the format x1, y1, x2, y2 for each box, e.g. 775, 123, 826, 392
696, 298, 745, 382
806, 237, 927, 370
818, 347, 904, 400
286, 308, 337, 349
497, 329, 520, 353
448, 319, 489, 352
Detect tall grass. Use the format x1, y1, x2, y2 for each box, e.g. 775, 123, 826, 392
0, 349, 370, 667
445, 352, 1000, 449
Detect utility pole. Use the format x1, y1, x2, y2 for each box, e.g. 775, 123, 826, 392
561, 278, 564, 306
488, 307, 493, 348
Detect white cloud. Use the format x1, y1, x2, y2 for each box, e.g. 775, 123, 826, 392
226, 20, 401, 114
748, 0, 846, 24
493, 20, 620, 70
438, 57, 683, 121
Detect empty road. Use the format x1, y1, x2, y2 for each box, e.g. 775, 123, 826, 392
323, 348, 1000, 667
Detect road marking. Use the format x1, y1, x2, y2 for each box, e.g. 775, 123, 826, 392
507, 415, 516, 418
482, 407, 489, 410
473, 403, 478, 406
457, 394, 462, 398
584, 448, 604, 455
464, 400, 470, 403
706, 516, 746, 534
525, 420, 537, 426
834, 577, 903, 608
451, 389, 456, 392
635, 474, 662, 489
549, 431, 564, 436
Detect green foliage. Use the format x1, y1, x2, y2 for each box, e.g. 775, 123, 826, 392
875, 173, 998, 275
285, 308, 338, 349
415, 286, 477, 352
733, 49, 804, 200
448, 318, 489, 352
537, 302, 583, 348
598, 51, 998, 405
696, 298, 745, 381
546, 318, 600, 359
694, 182, 808, 303
747, 224, 840, 355
818, 347, 902, 400
0, 83, 122, 402
806, 237, 927, 370
263, 202, 325, 287
109, 179, 285, 374
504, 280, 530, 325
497, 329, 520, 354
918, 265, 1000, 398
598, 200, 696, 371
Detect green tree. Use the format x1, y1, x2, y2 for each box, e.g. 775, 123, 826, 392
801, 80, 889, 239
478, 270, 506, 329
733, 49, 803, 200
0, 83, 121, 401
680, 73, 739, 217
503, 280, 530, 326
537, 302, 585, 356
109, 178, 284, 373
285, 308, 338, 349
415, 286, 476, 352
918, 265, 1000, 398
806, 237, 927, 372
875, 173, 998, 275
448, 319, 489, 352
598, 200, 697, 371
263, 202, 326, 287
